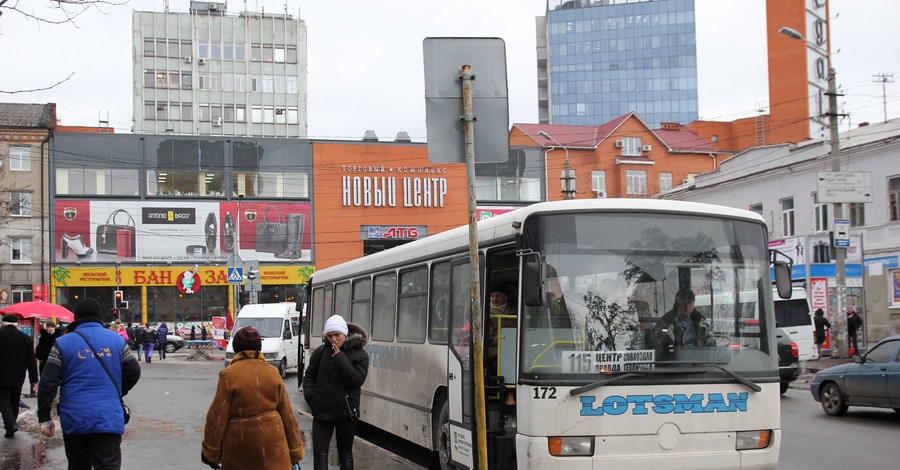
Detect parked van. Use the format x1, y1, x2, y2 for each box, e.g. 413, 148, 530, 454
773, 286, 817, 361
225, 302, 302, 377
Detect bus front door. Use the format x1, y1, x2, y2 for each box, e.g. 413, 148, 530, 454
447, 261, 476, 469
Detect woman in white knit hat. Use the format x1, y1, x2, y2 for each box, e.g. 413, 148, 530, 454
302, 315, 369, 470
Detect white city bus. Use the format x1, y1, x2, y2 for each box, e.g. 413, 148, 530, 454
305, 199, 790, 469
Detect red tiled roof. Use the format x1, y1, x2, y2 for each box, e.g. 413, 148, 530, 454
514, 113, 634, 148
654, 129, 718, 152
514, 113, 719, 154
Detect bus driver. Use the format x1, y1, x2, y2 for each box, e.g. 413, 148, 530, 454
655, 288, 714, 355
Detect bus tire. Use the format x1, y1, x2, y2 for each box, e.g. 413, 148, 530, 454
433, 400, 454, 470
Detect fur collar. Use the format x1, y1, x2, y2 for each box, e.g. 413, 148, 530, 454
321, 321, 368, 350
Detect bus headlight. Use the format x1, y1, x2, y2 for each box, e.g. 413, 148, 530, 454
548, 436, 594, 456
735, 430, 772, 450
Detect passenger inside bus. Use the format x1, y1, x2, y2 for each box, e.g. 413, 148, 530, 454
488, 285, 517, 406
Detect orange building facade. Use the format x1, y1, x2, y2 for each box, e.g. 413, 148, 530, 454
311, 141, 470, 269
687, 0, 825, 153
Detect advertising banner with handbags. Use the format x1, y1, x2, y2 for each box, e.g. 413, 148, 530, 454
54, 200, 310, 263
96, 209, 136, 256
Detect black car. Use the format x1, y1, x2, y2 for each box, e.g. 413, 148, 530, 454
776, 327, 801, 394
810, 335, 900, 416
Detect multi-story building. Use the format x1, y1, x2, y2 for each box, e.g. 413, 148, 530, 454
132, 1, 307, 137
659, 119, 900, 344
511, 112, 720, 201
0, 103, 56, 305
536, 0, 699, 127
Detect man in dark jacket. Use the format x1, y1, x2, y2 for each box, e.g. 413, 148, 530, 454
654, 288, 715, 357
156, 322, 169, 360
35, 322, 62, 373
303, 315, 369, 470
813, 308, 831, 357
847, 307, 863, 355
37, 298, 141, 468
0, 314, 39, 438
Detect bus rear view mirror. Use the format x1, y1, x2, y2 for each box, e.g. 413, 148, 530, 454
773, 261, 792, 299
522, 260, 544, 307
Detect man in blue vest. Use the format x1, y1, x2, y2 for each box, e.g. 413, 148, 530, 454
37, 298, 141, 469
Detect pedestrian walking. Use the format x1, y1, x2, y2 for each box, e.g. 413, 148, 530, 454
202, 326, 304, 469
813, 308, 831, 358
35, 321, 62, 373
303, 315, 369, 470
157, 322, 169, 360
201, 323, 208, 341
0, 314, 39, 438
141, 323, 157, 363
847, 307, 863, 355
37, 298, 141, 468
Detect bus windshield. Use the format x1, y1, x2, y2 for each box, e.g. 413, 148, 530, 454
520, 212, 775, 382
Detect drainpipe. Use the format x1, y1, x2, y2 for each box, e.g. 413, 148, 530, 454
41, 132, 51, 286
709, 152, 718, 171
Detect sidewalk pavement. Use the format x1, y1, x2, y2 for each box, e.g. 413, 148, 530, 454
791, 355, 855, 390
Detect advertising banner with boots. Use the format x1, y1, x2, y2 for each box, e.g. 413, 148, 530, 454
53, 200, 311, 264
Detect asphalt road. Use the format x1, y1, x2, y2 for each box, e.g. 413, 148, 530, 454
4, 352, 897, 469
1, 349, 426, 470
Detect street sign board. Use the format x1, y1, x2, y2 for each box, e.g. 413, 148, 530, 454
423, 37, 509, 163
833, 219, 850, 248
816, 172, 873, 203
227, 267, 243, 283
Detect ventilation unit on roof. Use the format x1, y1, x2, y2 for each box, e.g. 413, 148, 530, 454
615, 140, 624, 148
596, 190, 607, 198
183, 56, 192, 63
208, 3, 219, 10
212, 117, 222, 127
642, 145, 652, 151
197, 58, 206, 65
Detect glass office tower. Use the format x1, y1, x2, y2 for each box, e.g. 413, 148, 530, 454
538, 0, 698, 127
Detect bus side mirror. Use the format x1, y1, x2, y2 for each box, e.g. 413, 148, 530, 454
773, 261, 792, 299
522, 260, 544, 307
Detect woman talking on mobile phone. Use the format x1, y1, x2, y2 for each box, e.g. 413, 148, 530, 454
302, 315, 369, 470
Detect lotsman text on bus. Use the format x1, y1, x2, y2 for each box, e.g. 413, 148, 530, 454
578, 392, 749, 416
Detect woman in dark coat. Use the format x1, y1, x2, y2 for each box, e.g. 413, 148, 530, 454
302, 315, 369, 470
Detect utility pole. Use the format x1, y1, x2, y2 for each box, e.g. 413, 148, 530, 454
826, 68, 849, 359
872, 73, 894, 123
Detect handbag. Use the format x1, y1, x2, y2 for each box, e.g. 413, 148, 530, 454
96, 209, 136, 255
255, 206, 288, 253
73, 331, 131, 425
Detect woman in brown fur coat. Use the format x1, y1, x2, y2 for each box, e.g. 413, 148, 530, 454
201, 326, 304, 469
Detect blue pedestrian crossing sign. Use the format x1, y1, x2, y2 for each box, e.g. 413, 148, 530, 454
227, 267, 244, 283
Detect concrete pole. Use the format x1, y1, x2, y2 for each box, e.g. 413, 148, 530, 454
460, 64, 488, 470
827, 68, 848, 359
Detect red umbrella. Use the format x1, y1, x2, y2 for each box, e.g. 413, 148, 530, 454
0, 301, 74, 323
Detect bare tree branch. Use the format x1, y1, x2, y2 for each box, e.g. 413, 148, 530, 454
0, 0, 127, 26
0, 72, 75, 94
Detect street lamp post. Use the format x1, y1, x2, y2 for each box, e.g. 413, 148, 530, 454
779, 26, 849, 358
539, 131, 576, 200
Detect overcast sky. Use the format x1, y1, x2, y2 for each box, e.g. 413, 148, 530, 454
1, 0, 898, 141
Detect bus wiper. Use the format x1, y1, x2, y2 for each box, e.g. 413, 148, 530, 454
569, 373, 644, 396
654, 361, 761, 392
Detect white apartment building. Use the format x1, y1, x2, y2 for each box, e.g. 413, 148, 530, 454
660, 119, 900, 343
133, 1, 307, 137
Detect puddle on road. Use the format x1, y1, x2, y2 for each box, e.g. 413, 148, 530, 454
0, 439, 62, 470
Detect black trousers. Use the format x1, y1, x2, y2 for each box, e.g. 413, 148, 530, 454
848, 332, 859, 353
0, 386, 22, 432
312, 417, 357, 463
63, 433, 122, 470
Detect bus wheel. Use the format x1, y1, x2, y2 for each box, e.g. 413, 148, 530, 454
434, 400, 453, 469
